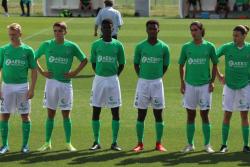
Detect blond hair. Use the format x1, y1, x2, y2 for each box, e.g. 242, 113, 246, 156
53, 21, 67, 31
7, 23, 22, 33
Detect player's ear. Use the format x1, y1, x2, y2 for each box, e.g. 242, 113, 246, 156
64, 30, 67, 35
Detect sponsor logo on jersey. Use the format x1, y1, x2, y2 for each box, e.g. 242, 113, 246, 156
228, 60, 248, 68
141, 56, 161, 64
187, 58, 206, 65
49, 56, 68, 64
97, 55, 115, 63
5, 59, 25, 66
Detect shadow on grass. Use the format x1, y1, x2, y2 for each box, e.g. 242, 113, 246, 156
1, 149, 250, 166
116, 151, 250, 166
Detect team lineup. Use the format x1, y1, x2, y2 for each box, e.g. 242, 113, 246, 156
0, 19, 249, 156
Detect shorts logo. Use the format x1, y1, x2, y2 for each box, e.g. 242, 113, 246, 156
49, 56, 68, 64
5, 59, 25, 66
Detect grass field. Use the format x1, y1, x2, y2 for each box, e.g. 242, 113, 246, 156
0, 17, 250, 167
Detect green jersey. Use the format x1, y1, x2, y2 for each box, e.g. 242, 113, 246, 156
90, 39, 126, 77
217, 42, 250, 89
134, 39, 170, 80
0, 43, 36, 84
35, 39, 86, 83
179, 40, 218, 86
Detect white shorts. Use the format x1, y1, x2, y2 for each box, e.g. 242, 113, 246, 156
43, 79, 73, 110
0, 83, 30, 114
183, 82, 211, 110
134, 78, 165, 109
223, 85, 249, 112
90, 75, 121, 108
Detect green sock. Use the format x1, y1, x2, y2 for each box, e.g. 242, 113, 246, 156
136, 121, 144, 143
45, 118, 54, 143
112, 120, 120, 144
22, 121, 31, 146
187, 123, 195, 145
0, 121, 9, 146
92, 120, 100, 144
156, 122, 164, 143
202, 123, 211, 145
222, 123, 230, 145
63, 118, 72, 144
242, 125, 249, 146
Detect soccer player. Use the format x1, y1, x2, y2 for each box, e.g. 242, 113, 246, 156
133, 20, 170, 152
179, 21, 218, 153
1, 0, 9, 17
0, 23, 37, 154
94, 0, 123, 39
89, 19, 125, 151
36, 21, 88, 152
217, 25, 250, 153
20, 0, 31, 17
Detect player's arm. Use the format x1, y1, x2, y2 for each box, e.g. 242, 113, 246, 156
36, 60, 52, 78
163, 65, 169, 75
64, 58, 88, 78
117, 64, 124, 76
134, 64, 140, 76
27, 68, 37, 99
216, 45, 225, 85
179, 64, 185, 94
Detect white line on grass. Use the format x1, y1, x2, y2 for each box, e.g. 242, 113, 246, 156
23, 18, 75, 41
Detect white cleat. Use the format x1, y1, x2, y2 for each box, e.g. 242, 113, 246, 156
66, 143, 77, 152
181, 144, 195, 153
37, 142, 52, 152
204, 144, 215, 153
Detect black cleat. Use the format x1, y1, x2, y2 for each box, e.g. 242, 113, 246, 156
243, 146, 250, 153
111, 142, 122, 151
89, 142, 101, 151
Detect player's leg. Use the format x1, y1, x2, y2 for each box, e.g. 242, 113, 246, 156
240, 111, 250, 152
220, 111, 232, 153
153, 109, 166, 151
38, 108, 56, 151
20, 113, 31, 153
61, 110, 76, 151
26, 1, 30, 16
110, 107, 121, 151
133, 109, 147, 152
0, 113, 10, 154
20, 0, 25, 16
90, 106, 102, 150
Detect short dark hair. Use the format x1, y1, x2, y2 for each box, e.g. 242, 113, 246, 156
101, 19, 113, 26
104, 0, 113, 6
190, 21, 205, 37
233, 25, 249, 35
146, 20, 159, 28
53, 21, 67, 30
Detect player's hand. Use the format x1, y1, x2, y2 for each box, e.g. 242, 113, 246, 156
218, 73, 225, 85
64, 71, 77, 78
26, 89, 34, 99
180, 81, 185, 94
94, 32, 98, 37
41, 71, 53, 79
209, 82, 215, 93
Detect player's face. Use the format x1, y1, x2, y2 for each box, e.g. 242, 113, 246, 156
146, 24, 159, 38
101, 23, 113, 36
53, 26, 66, 40
233, 31, 245, 44
8, 29, 21, 43
190, 25, 202, 40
